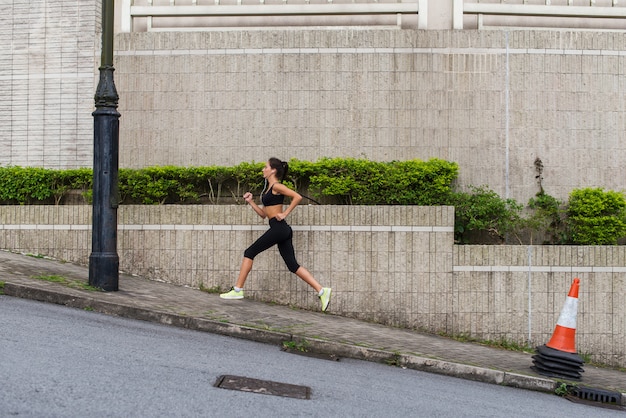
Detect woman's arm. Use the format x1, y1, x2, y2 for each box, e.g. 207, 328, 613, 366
243, 192, 267, 219
272, 183, 302, 221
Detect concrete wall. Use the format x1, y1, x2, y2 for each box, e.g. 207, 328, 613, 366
454, 245, 626, 368
0, 0, 99, 168
2, 1, 626, 205
113, 29, 626, 206
2, 204, 625, 367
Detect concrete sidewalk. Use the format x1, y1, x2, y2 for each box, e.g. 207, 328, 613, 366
1, 249, 625, 405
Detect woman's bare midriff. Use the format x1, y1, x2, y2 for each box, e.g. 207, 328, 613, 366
264, 205, 282, 219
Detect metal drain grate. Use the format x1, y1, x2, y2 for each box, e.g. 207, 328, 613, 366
214, 375, 311, 400
568, 386, 623, 410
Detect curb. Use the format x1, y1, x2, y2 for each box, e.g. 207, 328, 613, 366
3, 282, 292, 346
295, 337, 556, 393
3, 281, 558, 395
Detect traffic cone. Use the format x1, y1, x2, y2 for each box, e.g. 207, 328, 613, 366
532, 278, 585, 380
546, 277, 579, 353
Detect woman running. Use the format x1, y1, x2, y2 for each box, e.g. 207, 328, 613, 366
220, 157, 332, 312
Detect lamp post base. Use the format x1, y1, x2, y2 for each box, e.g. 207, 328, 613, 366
89, 253, 119, 291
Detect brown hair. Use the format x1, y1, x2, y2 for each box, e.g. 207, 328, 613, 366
268, 157, 288, 181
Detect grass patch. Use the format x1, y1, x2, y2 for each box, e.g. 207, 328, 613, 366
0, 281, 4, 295
555, 382, 577, 397
282, 340, 309, 352
384, 352, 403, 367
439, 332, 535, 354
33, 274, 66, 283
242, 321, 273, 331
203, 311, 230, 322
31, 275, 102, 292
199, 283, 223, 294
25, 253, 45, 259
482, 337, 535, 353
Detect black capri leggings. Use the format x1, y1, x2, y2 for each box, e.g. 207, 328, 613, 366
243, 218, 301, 273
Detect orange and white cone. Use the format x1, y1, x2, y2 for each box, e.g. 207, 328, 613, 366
545, 277, 579, 353
531, 278, 585, 380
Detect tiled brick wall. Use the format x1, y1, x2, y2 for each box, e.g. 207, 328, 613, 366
3, 4, 626, 206
0, 0, 98, 168
1, 204, 625, 367
453, 245, 626, 367
112, 29, 626, 205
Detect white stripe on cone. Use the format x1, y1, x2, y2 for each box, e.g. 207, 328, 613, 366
555, 295, 577, 329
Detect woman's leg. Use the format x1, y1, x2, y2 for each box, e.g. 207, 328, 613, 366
235, 257, 253, 288
294, 266, 322, 293
276, 227, 323, 293
284, 246, 331, 312
228, 223, 282, 291
221, 255, 256, 299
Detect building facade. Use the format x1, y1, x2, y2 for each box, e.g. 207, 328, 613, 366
2, 0, 626, 204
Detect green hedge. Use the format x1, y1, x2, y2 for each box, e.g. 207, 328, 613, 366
301, 158, 458, 205
448, 186, 524, 244
567, 187, 626, 245
0, 158, 459, 206
2, 161, 624, 245
451, 187, 626, 245
0, 166, 92, 205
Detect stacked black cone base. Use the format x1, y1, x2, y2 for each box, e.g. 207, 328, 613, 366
531, 345, 584, 380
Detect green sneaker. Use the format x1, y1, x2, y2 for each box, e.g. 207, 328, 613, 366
220, 287, 244, 300
319, 287, 332, 312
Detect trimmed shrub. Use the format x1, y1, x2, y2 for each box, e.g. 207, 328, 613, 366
306, 158, 459, 205
0, 166, 56, 204
450, 186, 524, 244
566, 187, 626, 245
0, 158, 458, 207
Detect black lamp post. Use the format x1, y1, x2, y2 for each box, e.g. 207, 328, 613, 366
89, 0, 120, 291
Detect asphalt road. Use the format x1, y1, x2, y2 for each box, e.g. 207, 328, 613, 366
1, 296, 622, 417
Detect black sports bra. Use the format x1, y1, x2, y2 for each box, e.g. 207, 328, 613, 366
261, 185, 285, 207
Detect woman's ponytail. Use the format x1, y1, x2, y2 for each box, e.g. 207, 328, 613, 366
281, 161, 289, 181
